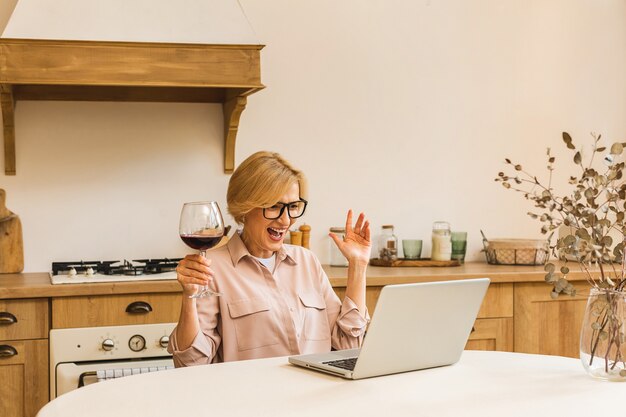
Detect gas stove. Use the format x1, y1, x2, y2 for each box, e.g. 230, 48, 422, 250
50, 258, 182, 285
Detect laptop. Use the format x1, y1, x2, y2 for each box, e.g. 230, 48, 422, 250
288, 278, 490, 379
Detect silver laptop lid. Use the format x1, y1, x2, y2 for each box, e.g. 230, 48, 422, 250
351, 278, 490, 379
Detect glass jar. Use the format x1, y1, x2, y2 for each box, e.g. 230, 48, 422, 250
431, 221, 452, 261
379, 225, 398, 261
329, 227, 349, 266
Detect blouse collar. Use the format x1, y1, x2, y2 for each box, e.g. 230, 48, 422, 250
227, 230, 297, 267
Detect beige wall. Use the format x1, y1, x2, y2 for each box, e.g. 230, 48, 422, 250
1, 0, 625, 271
2, 0, 258, 43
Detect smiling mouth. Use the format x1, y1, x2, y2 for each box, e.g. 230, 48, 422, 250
267, 227, 286, 242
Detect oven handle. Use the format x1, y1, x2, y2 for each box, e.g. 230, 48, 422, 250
0, 312, 17, 325
78, 371, 98, 388
125, 301, 153, 314
0, 345, 18, 358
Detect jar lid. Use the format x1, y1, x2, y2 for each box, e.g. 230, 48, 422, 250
382, 224, 394, 229
330, 227, 346, 233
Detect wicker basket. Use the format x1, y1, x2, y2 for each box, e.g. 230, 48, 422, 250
481, 231, 549, 265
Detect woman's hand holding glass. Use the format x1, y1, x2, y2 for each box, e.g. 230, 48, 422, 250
329, 210, 371, 265
175, 254, 217, 298
179, 201, 225, 298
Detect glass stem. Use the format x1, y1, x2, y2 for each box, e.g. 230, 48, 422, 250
199, 250, 208, 292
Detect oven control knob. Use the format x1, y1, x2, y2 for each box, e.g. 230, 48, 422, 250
102, 339, 115, 351
159, 336, 170, 348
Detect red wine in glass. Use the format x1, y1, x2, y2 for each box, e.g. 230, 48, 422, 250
179, 201, 225, 298
180, 234, 224, 251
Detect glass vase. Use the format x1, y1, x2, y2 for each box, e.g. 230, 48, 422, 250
579, 288, 626, 381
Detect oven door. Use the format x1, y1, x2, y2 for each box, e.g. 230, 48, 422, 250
54, 357, 174, 398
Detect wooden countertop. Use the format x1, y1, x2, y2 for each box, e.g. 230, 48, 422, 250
0, 273, 182, 299
0, 261, 596, 299
325, 261, 593, 287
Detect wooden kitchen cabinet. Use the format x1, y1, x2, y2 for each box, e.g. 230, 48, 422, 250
52, 292, 182, 328
467, 283, 513, 352
475, 283, 513, 319
0, 299, 48, 340
465, 283, 513, 352
333, 283, 514, 352
0, 299, 49, 417
514, 282, 590, 358
0, 340, 48, 417
466, 318, 513, 351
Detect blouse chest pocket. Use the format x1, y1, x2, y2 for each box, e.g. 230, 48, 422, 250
298, 292, 331, 341
227, 298, 279, 351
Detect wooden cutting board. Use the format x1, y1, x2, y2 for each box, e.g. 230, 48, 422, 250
369, 258, 461, 267
0, 189, 24, 273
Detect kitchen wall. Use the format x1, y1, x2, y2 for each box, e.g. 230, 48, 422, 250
1, 0, 625, 272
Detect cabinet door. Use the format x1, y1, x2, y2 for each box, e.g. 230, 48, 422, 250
0, 339, 48, 417
466, 318, 513, 351
477, 283, 513, 319
52, 293, 182, 328
514, 282, 590, 358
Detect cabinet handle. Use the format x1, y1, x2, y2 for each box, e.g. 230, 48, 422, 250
471, 326, 476, 333
125, 301, 153, 314
0, 345, 17, 358
0, 312, 17, 325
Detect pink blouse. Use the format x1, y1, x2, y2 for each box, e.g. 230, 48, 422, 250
168, 232, 369, 366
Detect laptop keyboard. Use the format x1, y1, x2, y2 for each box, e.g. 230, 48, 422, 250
322, 357, 358, 371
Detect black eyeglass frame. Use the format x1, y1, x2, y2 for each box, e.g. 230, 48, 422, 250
262, 199, 308, 220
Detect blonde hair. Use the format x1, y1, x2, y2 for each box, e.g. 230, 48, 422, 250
227, 151, 308, 224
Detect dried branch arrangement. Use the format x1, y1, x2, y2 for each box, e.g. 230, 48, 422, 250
496, 132, 626, 379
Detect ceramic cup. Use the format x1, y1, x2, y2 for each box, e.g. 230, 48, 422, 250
402, 239, 422, 259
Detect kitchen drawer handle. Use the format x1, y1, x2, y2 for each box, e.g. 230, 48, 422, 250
0, 345, 18, 358
125, 301, 153, 314
0, 312, 17, 325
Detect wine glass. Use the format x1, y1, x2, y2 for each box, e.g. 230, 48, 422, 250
179, 201, 225, 298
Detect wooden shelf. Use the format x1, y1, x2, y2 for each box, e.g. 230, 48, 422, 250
0, 38, 265, 175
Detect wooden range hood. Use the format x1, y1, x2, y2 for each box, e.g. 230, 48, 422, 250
0, 38, 264, 175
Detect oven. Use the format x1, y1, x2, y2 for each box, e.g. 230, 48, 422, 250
50, 322, 176, 399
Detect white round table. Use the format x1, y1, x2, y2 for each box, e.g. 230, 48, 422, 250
37, 351, 621, 417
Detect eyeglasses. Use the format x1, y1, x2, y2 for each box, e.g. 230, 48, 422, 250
262, 199, 308, 220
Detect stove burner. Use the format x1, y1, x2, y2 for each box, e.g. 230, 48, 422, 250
94, 261, 121, 275
134, 258, 181, 274
109, 260, 145, 276
52, 258, 183, 276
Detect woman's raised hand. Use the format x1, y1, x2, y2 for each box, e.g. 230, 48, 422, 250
176, 254, 215, 297
329, 210, 371, 265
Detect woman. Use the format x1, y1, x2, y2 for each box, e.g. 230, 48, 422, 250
168, 151, 371, 365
